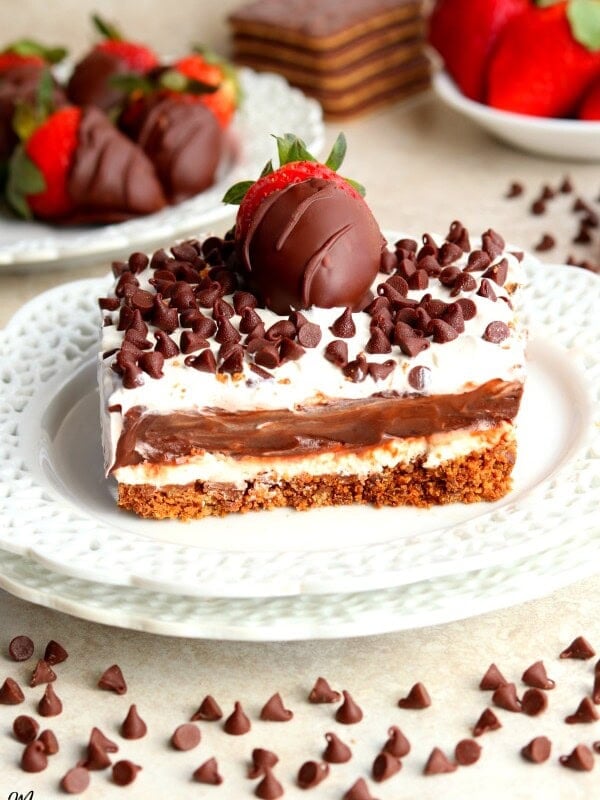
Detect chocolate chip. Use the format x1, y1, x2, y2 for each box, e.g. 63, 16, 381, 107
39, 729, 59, 755
560, 636, 595, 659
330, 307, 356, 338
560, 176, 574, 193
13, 715, 40, 743
382, 725, 410, 758
196, 281, 222, 308
171, 722, 201, 751
265, 320, 295, 342
233, 291, 257, 315
38, 683, 62, 717
219, 344, 244, 375
255, 767, 283, 799
128, 251, 150, 273
406, 365, 430, 392
482, 228, 505, 257
521, 660, 555, 690
430, 319, 458, 344
124, 327, 151, 350
343, 778, 377, 800
521, 688, 548, 716
593, 671, 600, 704
439, 266, 461, 287
465, 250, 491, 272
215, 317, 241, 345
297, 760, 329, 789
323, 732, 352, 763
573, 224, 592, 244
90, 727, 119, 754
121, 704, 147, 739
477, 278, 497, 302
372, 751, 401, 782
308, 677, 340, 704
531, 199, 546, 215
150, 248, 171, 269
483, 321, 510, 344
398, 334, 430, 358
139, 351, 164, 379
152, 295, 178, 333
335, 690, 363, 724
565, 696, 599, 723
60, 766, 90, 794
43, 640, 68, 666
482, 258, 508, 286
398, 682, 431, 709
343, 355, 368, 382
185, 349, 217, 373
9, 635, 34, 662
288, 310, 309, 329
365, 328, 391, 354
395, 237, 418, 253
224, 701, 251, 735
191, 694, 223, 721
112, 760, 142, 786
255, 344, 280, 370
521, 736, 551, 764
492, 682, 521, 712
457, 298, 477, 320
122, 363, 143, 389
193, 757, 223, 784
248, 748, 279, 779
534, 234, 556, 252
97, 664, 127, 695
82, 740, 112, 770
380, 249, 397, 273
479, 663, 507, 690
31, 659, 56, 687
441, 302, 465, 332
423, 747, 457, 775
280, 337, 305, 362
99, 296, 120, 311
505, 181, 524, 198
21, 740, 47, 773
368, 360, 395, 382
438, 241, 463, 266
214, 297, 235, 320
179, 330, 210, 355
446, 220, 471, 251
594, 741, 600, 754
260, 692, 293, 721
297, 321, 322, 348
154, 330, 179, 358
559, 744, 594, 771
409, 269, 429, 290
473, 707, 501, 736
396, 258, 417, 280
454, 739, 481, 766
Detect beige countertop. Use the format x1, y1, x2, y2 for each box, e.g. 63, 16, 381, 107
1, 2, 600, 798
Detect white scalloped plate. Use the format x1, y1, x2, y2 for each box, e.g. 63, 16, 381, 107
0, 68, 324, 271
0, 259, 598, 600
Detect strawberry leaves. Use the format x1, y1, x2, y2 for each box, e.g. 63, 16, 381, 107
222, 180, 255, 205
568, 0, 600, 51
6, 145, 45, 219
92, 14, 123, 42
3, 39, 67, 64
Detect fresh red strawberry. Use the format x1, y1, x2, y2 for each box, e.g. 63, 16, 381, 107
488, 3, 600, 117
0, 52, 44, 73
579, 77, 600, 119
0, 39, 66, 75
173, 51, 239, 127
92, 14, 158, 72
224, 133, 362, 242
429, 0, 528, 101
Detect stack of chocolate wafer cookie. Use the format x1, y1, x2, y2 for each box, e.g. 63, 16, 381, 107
229, 0, 430, 118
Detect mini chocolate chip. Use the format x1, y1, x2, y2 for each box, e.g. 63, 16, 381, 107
191, 694, 223, 721
233, 291, 258, 315
365, 328, 391, 354
370, 310, 394, 337
439, 266, 461, 286
377, 282, 408, 306
456, 297, 477, 320
152, 295, 179, 333
194, 757, 223, 784
297, 760, 329, 789
535, 234, 556, 252
124, 328, 152, 350
573, 224, 592, 244
505, 181, 524, 198
255, 767, 283, 799
330, 307, 356, 338
224, 701, 251, 735
9, 635, 34, 662
30, 660, 56, 687
473, 707, 501, 736
372, 751, 401, 782
154, 331, 179, 358
128, 251, 149, 273
150, 248, 171, 269
324, 340, 348, 367
385, 274, 409, 295
521, 660, 555, 690
192, 314, 217, 338
492, 682, 521, 712
520, 736, 552, 764
465, 249, 491, 272
594, 741, 600, 753
248, 748, 279, 779
559, 744, 594, 771
98, 664, 127, 694
260, 692, 293, 721
130, 288, 154, 317
482, 258, 508, 286
438, 241, 463, 266
240, 308, 263, 334
214, 297, 235, 319
441, 302, 465, 332
380, 249, 397, 273
219, 344, 244, 375
266, 320, 295, 341
343, 778, 376, 800
215, 318, 241, 345
186, 349, 217, 373
90, 727, 119, 754
196, 282, 222, 308
483, 321, 510, 344
39, 729, 59, 755
521, 688, 548, 716
336, 690, 363, 724
455, 739, 481, 766
280, 337, 305, 362
430, 319, 458, 344
446, 220, 471, 251
395, 237, 418, 253
408, 269, 429, 290
21, 740, 47, 772
61, 766, 90, 794
398, 682, 431, 709
368, 360, 395, 382
323, 732, 352, 763
565, 696, 599, 723
423, 747, 457, 775
13, 715, 40, 743
43, 640, 68, 666
396, 257, 417, 280
593, 671, 600, 704
121, 704, 147, 739
309, 677, 340, 704
82, 740, 112, 770
560, 176, 573, 193
139, 351, 164, 379
172, 723, 201, 751
480, 663, 508, 691
531, 199, 546, 215
171, 241, 198, 262
398, 334, 430, 358
181, 330, 210, 354
113, 760, 142, 786
99, 296, 120, 311
38, 683, 62, 717
477, 278, 497, 302
122, 363, 143, 389
297, 322, 322, 348
583, 211, 599, 227
407, 365, 431, 392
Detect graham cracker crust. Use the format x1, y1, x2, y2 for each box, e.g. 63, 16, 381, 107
117, 434, 517, 521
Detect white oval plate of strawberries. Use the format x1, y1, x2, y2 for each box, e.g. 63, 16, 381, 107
430, 0, 600, 161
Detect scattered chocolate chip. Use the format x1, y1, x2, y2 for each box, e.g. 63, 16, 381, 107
365, 328, 391, 354
446, 220, 471, 251
43, 640, 68, 666
21, 740, 47, 773
573, 224, 593, 244
482, 258, 508, 286
438, 241, 463, 266
9, 635, 34, 662
343, 354, 368, 382
255, 344, 280, 369
417, 254, 442, 277
30, 659, 56, 687
265, 320, 295, 341
477, 279, 497, 302
559, 744, 594, 771
297, 322, 322, 348
483, 321, 510, 344
573, 197, 591, 213
13, 715, 40, 743
593, 671, 600, 704
214, 297, 235, 319
368, 360, 395, 381
465, 250, 491, 272
248, 749, 279, 779
335, 690, 363, 724
297, 760, 329, 789
521, 688, 548, 716
60, 766, 90, 794
560, 636, 595, 660
395, 237, 418, 253
521, 736, 552, 764
323, 732, 352, 763
423, 747, 457, 775
82, 740, 112, 771
407, 365, 431, 392
479, 663, 507, 691
112, 760, 142, 786
191, 694, 223, 721
530, 199, 546, 215
343, 778, 377, 800
560, 176, 573, 193
473, 708, 502, 736
308, 677, 340, 704
534, 234, 556, 252
565, 696, 599, 724
330, 308, 356, 338
382, 725, 410, 758
430, 319, 458, 344
39, 729, 59, 755
120, 704, 147, 739
90, 727, 119, 754
372, 751, 401, 782
398, 682, 431, 709
224, 701, 251, 735
154, 330, 179, 358
98, 664, 127, 694
280, 337, 305, 362
594, 741, 600, 754
255, 767, 284, 799
455, 739, 481, 766
99, 296, 120, 311
492, 682, 521, 712
380, 249, 397, 273
505, 181, 524, 198
139, 351, 164, 379
219, 344, 244, 374
193, 757, 223, 785
215, 317, 241, 345
152, 295, 179, 333
260, 693, 293, 722
233, 291, 258, 315
38, 683, 62, 717
0, 678, 25, 706
521, 660, 555, 690
171, 722, 201, 751
186, 349, 217, 373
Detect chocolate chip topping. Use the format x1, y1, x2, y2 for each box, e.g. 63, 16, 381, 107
454, 739, 481, 766
335, 690, 363, 724
260, 692, 293, 721
82, 740, 112, 770
323, 732, 352, 763
372, 751, 401, 782
9, 635, 34, 662
423, 747, 457, 775
398, 682, 431, 709
309, 676, 341, 704
39, 729, 59, 755
382, 725, 410, 758
90, 727, 119, 754
324, 339, 348, 367
477, 278, 497, 302
112, 760, 142, 786
560, 636, 596, 660
297, 321, 322, 348
154, 330, 179, 358
521, 736, 552, 764
193, 757, 223, 785
559, 744, 594, 771
21, 740, 47, 773
343, 777, 377, 800
13, 715, 40, 744
121, 704, 147, 739
186, 349, 217, 373
473, 708, 502, 736
593, 671, 600, 704
171, 722, 201, 751
492, 682, 521, 712
534, 234, 556, 252
407, 365, 431, 392
224, 701, 251, 735
465, 250, 491, 272
521, 688, 548, 716
506, 181, 524, 198
60, 766, 90, 794
480, 663, 508, 691
255, 767, 284, 799
44, 640, 68, 666
139, 350, 164, 378
248, 748, 279, 779
297, 760, 329, 789
38, 683, 62, 717
521, 660, 555, 690
98, 664, 127, 694
565, 696, 599, 724
191, 694, 223, 721
483, 321, 510, 344
30, 659, 56, 687
330, 307, 356, 338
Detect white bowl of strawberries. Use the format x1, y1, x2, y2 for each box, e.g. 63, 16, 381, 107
429, 0, 600, 161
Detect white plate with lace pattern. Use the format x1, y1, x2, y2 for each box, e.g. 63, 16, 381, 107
0, 260, 598, 599
0, 68, 324, 271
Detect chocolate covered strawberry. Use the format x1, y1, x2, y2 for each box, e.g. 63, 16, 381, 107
429, 0, 528, 101
172, 50, 240, 128
223, 133, 384, 314
6, 104, 165, 222
0, 39, 66, 74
